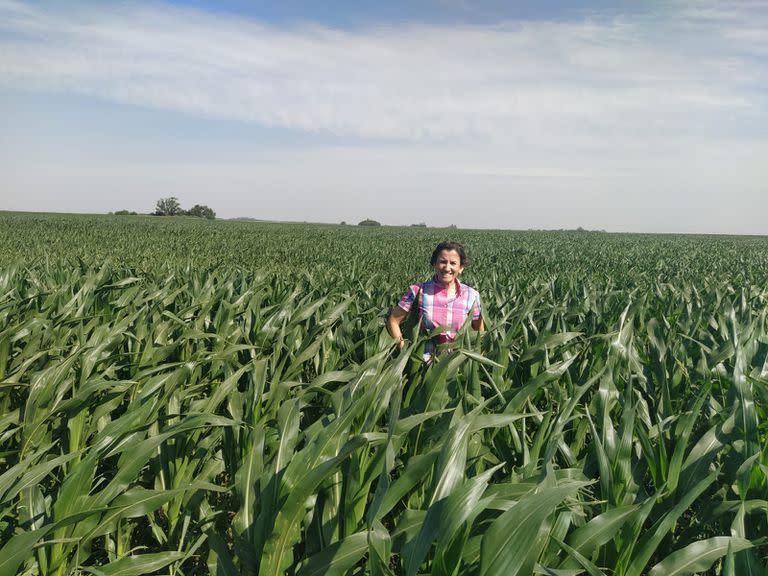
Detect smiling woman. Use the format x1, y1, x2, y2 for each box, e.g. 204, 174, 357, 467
386, 240, 484, 359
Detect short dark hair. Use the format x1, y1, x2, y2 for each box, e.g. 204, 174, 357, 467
431, 241, 468, 266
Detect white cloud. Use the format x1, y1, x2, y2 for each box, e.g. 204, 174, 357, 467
0, 0, 765, 142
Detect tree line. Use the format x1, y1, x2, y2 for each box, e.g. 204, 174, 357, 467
112, 197, 216, 219
154, 197, 216, 219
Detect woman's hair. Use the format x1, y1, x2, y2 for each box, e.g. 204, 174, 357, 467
431, 241, 468, 266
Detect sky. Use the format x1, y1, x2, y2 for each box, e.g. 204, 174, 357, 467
0, 0, 766, 234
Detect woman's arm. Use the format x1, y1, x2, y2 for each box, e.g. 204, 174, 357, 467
386, 306, 409, 349
471, 292, 484, 332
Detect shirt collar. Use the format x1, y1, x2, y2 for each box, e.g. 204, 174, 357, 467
431, 276, 463, 294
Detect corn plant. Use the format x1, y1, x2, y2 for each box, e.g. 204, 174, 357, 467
1, 213, 768, 575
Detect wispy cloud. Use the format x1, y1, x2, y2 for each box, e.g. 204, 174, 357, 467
0, 0, 765, 143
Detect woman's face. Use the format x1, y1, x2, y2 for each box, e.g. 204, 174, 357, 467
433, 249, 464, 287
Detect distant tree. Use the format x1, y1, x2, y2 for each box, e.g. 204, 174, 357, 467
186, 204, 216, 220
358, 219, 381, 227
340, 221, 347, 225
447, 224, 458, 230
114, 210, 137, 215
154, 197, 182, 216
411, 222, 427, 227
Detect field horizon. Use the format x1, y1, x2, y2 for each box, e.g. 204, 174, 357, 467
3, 209, 765, 239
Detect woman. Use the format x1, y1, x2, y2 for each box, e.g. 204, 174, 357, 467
387, 241, 483, 358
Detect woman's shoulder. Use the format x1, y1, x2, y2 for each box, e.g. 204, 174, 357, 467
417, 278, 444, 293
401, 281, 423, 297
459, 281, 480, 296
409, 278, 437, 290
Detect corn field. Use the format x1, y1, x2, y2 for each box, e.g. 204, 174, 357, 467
1, 212, 768, 575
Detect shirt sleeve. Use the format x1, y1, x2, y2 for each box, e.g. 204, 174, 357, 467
471, 290, 481, 320
397, 283, 421, 313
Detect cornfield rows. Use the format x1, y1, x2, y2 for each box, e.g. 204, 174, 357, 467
1, 213, 768, 575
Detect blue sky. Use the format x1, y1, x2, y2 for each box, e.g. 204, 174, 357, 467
130, 0, 654, 26
1, 0, 766, 233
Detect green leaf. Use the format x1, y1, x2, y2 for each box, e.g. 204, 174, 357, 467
458, 349, 503, 368
647, 537, 753, 576
86, 487, 188, 539
82, 552, 185, 576
551, 536, 608, 576
377, 449, 440, 521
480, 481, 588, 576
565, 504, 640, 560
677, 413, 733, 497
259, 435, 369, 576
295, 532, 369, 576
0, 509, 99, 576
666, 383, 710, 493
624, 468, 720, 576
0, 528, 51, 576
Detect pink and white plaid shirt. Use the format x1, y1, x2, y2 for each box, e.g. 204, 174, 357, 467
397, 277, 481, 346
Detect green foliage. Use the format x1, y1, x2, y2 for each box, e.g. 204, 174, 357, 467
358, 218, 381, 226
185, 204, 216, 219
152, 199, 215, 219
153, 196, 182, 216
1, 212, 768, 574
